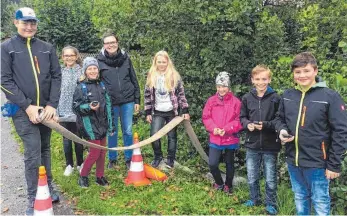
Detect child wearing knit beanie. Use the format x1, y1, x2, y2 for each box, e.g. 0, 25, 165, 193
73, 57, 115, 188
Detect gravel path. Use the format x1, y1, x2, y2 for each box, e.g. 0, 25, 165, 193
1, 93, 75, 215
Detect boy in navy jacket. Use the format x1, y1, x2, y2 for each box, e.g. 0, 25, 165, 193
276, 52, 347, 215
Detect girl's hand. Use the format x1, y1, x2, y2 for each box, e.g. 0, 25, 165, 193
182, 113, 190, 121
90, 102, 99, 111
219, 129, 225, 136
247, 123, 255, 131
213, 128, 220, 135
146, 115, 152, 123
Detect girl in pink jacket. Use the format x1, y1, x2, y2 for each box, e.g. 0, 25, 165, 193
202, 71, 242, 195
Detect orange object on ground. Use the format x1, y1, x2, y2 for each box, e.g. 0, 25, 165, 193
34, 166, 53, 215
124, 133, 151, 187
144, 163, 168, 181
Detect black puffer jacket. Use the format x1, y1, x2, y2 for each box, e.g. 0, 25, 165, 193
240, 87, 281, 152
73, 79, 115, 140
97, 49, 140, 106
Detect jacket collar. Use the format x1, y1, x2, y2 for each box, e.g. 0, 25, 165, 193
295, 76, 327, 93
15, 34, 36, 44
214, 91, 234, 102
250, 86, 275, 98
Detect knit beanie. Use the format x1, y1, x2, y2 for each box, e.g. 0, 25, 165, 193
82, 57, 99, 74
216, 71, 230, 87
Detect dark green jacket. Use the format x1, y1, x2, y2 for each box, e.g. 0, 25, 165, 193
73, 79, 115, 140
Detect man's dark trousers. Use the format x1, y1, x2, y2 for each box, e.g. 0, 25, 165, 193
12, 109, 53, 200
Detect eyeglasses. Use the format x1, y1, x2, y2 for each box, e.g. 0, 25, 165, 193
103, 41, 118, 46
63, 55, 76, 58
19, 20, 38, 27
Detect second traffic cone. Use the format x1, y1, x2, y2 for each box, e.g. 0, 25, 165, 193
124, 133, 151, 187
144, 163, 168, 181
34, 166, 53, 216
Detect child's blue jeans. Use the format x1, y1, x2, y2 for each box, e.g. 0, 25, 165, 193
287, 163, 330, 215
246, 148, 278, 207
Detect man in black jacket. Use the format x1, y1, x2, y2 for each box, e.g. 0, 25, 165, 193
276, 52, 347, 215
1, 7, 61, 215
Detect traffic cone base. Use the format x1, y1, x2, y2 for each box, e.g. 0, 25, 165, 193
124, 133, 151, 187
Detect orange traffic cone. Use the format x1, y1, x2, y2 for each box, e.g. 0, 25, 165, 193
144, 163, 168, 181
34, 166, 53, 215
124, 133, 151, 187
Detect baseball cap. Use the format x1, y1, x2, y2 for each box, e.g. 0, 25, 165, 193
15, 7, 39, 22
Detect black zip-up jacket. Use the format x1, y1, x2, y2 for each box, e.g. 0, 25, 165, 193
1, 34, 61, 109
97, 49, 140, 106
73, 79, 115, 140
275, 78, 347, 172
240, 87, 281, 152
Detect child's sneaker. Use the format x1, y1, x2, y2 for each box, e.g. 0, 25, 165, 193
223, 185, 233, 195
151, 157, 162, 168
212, 183, 224, 191
244, 200, 258, 207
63, 165, 74, 176
96, 177, 109, 186
166, 158, 174, 168
77, 163, 83, 174
78, 176, 89, 188
265, 205, 278, 215
107, 160, 117, 169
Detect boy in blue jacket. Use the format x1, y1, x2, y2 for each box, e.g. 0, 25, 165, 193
276, 52, 347, 215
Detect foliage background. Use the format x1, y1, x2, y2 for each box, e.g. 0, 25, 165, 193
2, 0, 346, 214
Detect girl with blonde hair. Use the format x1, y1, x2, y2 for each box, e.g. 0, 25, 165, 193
144, 50, 190, 168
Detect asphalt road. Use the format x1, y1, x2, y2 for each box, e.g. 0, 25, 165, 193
0, 93, 74, 215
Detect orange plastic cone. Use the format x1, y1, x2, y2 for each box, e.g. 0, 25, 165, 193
124, 133, 151, 187
144, 163, 168, 181
34, 166, 53, 216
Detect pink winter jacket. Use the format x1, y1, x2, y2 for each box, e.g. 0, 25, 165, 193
202, 92, 242, 146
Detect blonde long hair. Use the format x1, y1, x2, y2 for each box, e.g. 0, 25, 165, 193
146, 51, 181, 91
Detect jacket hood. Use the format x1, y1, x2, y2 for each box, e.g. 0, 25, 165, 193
250, 86, 275, 97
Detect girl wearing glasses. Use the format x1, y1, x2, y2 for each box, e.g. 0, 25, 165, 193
57, 45, 84, 176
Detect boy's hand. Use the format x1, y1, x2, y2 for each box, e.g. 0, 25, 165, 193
254, 122, 263, 130
325, 169, 340, 179
279, 129, 295, 144
146, 115, 152, 123
247, 123, 255, 131
25, 105, 44, 124
41, 105, 56, 121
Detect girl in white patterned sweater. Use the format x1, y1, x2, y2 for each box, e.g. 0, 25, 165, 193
57, 46, 84, 176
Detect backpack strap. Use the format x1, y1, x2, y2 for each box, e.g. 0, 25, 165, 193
99, 81, 106, 90
81, 82, 88, 100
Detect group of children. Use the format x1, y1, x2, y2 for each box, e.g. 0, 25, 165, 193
57, 45, 347, 215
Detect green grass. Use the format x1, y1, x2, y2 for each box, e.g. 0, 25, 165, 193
12, 119, 296, 215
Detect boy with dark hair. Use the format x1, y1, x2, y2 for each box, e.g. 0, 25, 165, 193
276, 52, 347, 215
240, 65, 281, 215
